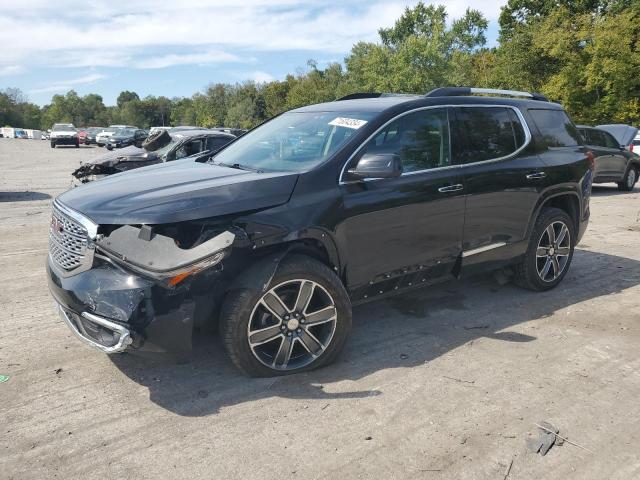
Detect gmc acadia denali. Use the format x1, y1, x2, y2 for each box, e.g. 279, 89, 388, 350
47, 87, 593, 377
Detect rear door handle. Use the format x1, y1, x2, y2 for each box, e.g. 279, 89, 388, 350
526, 171, 547, 180
438, 184, 464, 193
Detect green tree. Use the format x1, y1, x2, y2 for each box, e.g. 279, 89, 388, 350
345, 3, 488, 93
116, 91, 140, 108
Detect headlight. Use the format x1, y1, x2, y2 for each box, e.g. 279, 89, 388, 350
96, 227, 234, 287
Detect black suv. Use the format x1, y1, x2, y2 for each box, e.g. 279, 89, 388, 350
47, 87, 592, 377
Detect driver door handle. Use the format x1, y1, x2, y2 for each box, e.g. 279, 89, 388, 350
526, 171, 547, 180
438, 184, 464, 193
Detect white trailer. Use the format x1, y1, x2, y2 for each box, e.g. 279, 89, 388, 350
25, 129, 42, 140
1, 127, 16, 138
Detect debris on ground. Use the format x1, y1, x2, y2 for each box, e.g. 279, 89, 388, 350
528, 421, 560, 455
503, 458, 514, 479
443, 376, 475, 385
535, 422, 594, 454
54, 368, 63, 375
0, 375, 9, 383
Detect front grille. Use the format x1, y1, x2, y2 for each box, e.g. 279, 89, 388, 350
49, 205, 88, 272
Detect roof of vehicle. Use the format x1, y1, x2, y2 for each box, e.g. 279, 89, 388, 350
171, 129, 235, 139
293, 92, 563, 115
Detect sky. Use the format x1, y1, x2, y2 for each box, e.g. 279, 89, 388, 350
0, 1, 505, 106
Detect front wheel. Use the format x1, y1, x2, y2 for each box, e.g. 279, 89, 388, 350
514, 207, 575, 291
617, 167, 637, 191
50, 142, 55, 148
220, 255, 352, 377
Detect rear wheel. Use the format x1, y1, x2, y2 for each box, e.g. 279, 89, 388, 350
515, 207, 575, 291
220, 255, 351, 377
617, 166, 637, 191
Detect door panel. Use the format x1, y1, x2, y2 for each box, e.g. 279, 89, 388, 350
341, 172, 465, 287
339, 107, 465, 288
461, 154, 546, 252
452, 106, 545, 268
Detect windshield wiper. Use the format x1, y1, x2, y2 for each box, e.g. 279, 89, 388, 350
215, 161, 259, 172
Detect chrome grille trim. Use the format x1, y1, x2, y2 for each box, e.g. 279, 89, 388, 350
49, 201, 96, 276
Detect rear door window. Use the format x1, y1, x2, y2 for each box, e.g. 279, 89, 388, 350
529, 109, 581, 147
452, 107, 526, 164
586, 129, 605, 147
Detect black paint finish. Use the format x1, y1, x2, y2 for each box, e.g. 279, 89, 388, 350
49, 94, 592, 353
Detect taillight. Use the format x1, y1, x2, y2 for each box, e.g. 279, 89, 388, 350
586, 150, 595, 170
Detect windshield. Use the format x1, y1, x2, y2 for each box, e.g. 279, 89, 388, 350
153, 136, 180, 158
115, 128, 136, 136
211, 111, 375, 172
52, 124, 74, 131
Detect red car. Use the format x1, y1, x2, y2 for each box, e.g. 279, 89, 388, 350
77, 128, 88, 144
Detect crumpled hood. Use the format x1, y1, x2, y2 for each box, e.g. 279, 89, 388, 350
83, 145, 152, 167
58, 159, 299, 225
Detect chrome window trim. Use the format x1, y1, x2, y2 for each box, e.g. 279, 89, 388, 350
338, 104, 532, 185
53, 199, 99, 239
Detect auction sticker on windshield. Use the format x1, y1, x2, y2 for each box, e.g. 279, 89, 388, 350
328, 117, 368, 129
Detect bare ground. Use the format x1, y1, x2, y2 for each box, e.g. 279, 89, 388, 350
1, 138, 639, 479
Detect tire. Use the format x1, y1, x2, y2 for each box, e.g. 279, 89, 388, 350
50, 142, 55, 148
514, 207, 575, 291
75, 142, 79, 148
220, 254, 352, 377
106, 145, 113, 150
617, 166, 637, 191
142, 130, 170, 151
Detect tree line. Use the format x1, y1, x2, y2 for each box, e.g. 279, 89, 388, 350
2, 0, 639, 132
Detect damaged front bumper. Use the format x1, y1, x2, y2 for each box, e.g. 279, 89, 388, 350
47, 255, 201, 354
58, 306, 133, 353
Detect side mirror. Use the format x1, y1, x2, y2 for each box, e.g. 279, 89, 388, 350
347, 152, 402, 180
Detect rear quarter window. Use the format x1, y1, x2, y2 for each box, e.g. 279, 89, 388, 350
529, 109, 581, 147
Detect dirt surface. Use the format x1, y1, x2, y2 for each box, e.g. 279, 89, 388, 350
1, 138, 639, 479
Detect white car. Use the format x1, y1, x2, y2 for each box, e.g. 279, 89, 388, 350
96, 124, 137, 146
149, 126, 171, 134
50, 123, 79, 148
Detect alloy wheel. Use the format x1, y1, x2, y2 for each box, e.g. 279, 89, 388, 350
247, 279, 337, 371
536, 221, 571, 283
627, 169, 636, 189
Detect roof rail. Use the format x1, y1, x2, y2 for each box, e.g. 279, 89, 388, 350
425, 87, 549, 102
336, 92, 420, 101
337, 93, 384, 101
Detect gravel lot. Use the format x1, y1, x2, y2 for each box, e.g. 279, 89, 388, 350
1, 138, 639, 479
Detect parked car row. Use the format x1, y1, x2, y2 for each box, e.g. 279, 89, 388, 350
72, 128, 237, 183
